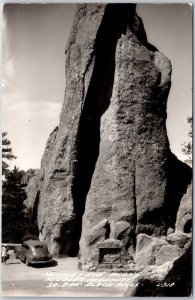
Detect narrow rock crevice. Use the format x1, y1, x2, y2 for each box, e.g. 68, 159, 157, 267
55, 220, 76, 256
32, 191, 40, 237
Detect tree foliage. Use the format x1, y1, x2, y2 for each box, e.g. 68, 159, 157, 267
182, 117, 192, 166
2, 133, 38, 242
2, 132, 17, 175
2, 167, 38, 243
2, 167, 27, 242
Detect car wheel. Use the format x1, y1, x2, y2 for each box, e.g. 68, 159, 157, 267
25, 259, 29, 266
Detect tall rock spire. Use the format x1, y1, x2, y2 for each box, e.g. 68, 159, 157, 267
24, 5, 191, 267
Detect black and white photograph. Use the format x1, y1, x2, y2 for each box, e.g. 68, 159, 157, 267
1, 3, 192, 297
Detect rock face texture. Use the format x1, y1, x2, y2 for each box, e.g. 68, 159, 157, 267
24, 3, 192, 288
124, 240, 192, 296
175, 183, 192, 233
22, 169, 40, 210
21, 169, 35, 186
79, 15, 173, 260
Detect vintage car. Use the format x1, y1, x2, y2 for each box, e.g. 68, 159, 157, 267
15, 240, 52, 266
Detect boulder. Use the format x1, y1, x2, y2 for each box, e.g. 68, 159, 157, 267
87, 219, 109, 246
166, 232, 190, 248
136, 233, 157, 253
135, 233, 184, 270
155, 244, 183, 266
125, 242, 192, 296
109, 220, 134, 249
110, 221, 130, 239
135, 234, 168, 269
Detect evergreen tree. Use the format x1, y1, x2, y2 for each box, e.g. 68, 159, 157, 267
2, 167, 38, 242
2, 167, 27, 242
2, 133, 38, 242
2, 132, 17, 175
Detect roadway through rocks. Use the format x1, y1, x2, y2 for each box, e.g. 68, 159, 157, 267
1, 251, 139, 297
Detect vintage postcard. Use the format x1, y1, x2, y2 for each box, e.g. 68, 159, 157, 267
1, 3, 192, 297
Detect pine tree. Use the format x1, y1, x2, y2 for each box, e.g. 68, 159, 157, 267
2, 167, 27, 242
2, 132, 17, 175
2, 133, 38, 242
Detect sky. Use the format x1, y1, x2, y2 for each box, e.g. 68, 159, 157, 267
2, 4, 192, 171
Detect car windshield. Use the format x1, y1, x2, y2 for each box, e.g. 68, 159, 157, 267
34, 245, 44, 249
31, 244, 49, 254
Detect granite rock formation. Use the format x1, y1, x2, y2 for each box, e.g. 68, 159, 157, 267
24, 3, 192, 287
21, 169, 35, 185
175, 183, 192, 233
124, 240, 192, 296
21, 169, 40, 211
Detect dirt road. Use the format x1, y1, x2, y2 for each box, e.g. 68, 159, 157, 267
1, 252, 138, 297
